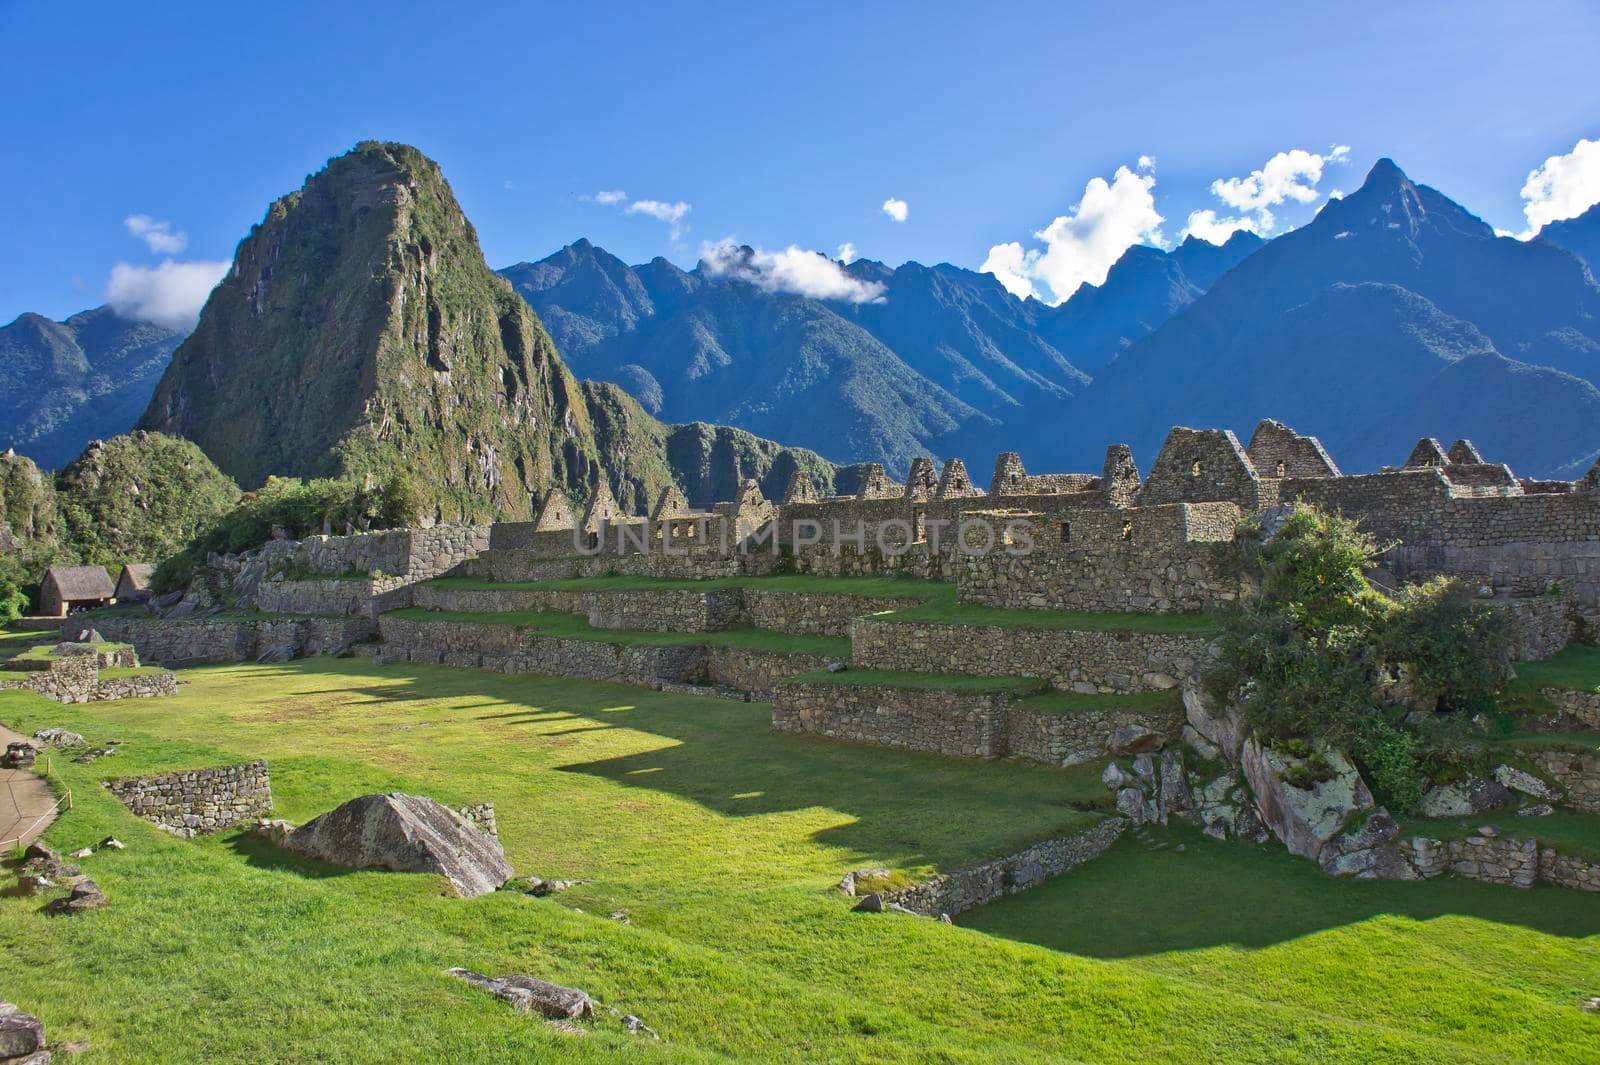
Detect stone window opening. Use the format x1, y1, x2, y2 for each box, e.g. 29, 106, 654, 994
1059, 521, 1071, 544
1191, 460, 1203, 477
1121, 520, 1133, 542
912, 506, 927, 543
1274, 461, 1286, 477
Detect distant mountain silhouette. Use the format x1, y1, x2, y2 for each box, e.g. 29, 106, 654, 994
1028, 159, 1600, 476
0, 306, 185, 470
1540, 201, 1600, 280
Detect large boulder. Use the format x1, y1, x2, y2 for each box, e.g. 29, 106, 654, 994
1239, 739, 1374, 861
280, 794, 513, 898
446, 968, 594, 1020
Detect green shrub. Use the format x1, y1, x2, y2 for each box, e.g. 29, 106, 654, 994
1211, 503, 1513, 814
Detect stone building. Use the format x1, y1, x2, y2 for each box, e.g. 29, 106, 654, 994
38, 565, 115, 617
115, 563, 155, 603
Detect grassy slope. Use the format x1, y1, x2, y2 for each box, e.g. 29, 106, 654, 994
389, 607, 849, 658
424, 574, 1214, 635
0, 656, 1597, 1062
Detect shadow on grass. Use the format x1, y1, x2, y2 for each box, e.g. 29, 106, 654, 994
222, 824, 360, 880
964, 822, 1600, 957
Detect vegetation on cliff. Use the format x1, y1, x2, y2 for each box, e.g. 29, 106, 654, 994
139, 142, 830, 520
1209, 504, 1512, 811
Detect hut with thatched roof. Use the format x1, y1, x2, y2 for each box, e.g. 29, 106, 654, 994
38, 565, 115, 617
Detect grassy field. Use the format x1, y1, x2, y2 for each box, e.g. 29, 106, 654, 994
1, 652, 1598, 1062
389, 607, 850, 658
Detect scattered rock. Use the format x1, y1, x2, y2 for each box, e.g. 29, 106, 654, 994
0, 1001, 46, 1062
837, 867, 889, 896
97, 837, 124, 850
1419, 778, 1513, 818
2, 742, 36, 769
1478, 824, 1500, 838
1115, 787, 1147, 823
824, 659, 847, 673
852, 893, 884, 913
1181, 724, 1220, 761
607, 911, 631, 924
1108, 724, 1165, 756
72, 747, 117, 765
623, 1014, 658, 1039
43, 879, 107, 915
17, 874, 55, 895
67, 848, 94, 860
446, 968, 595, 1020
32, 728, 84, 748
1581, 997, 1600, 1014
1182, 679, 1246, 762
513, 876, 585, 897
1492, 765, 1560, 802
1516, 803, 1555, 817
277, 794, 514, 898
1158, 750, 1192, 816
1100, 762, 1132, 791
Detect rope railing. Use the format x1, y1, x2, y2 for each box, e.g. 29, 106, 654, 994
1, 749, 73, 852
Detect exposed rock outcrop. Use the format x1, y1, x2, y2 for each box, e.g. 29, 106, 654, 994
1239, 740, 1373, 862
279, 793, 513, 898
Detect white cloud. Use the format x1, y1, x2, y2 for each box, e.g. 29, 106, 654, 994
700, 239, 885, 303
123, 214, 188, 255
584, 190, 691, 239
881, 197, 908, 223
836, 242, 858, 264
1520, 137, 1600, 234
1180, 209, 1263, 245
626, 198, 692, 239
979, 162, 1164, 304
1137, 155, 1155, 172
106, 259, 228, 330
1182, 144, 1350, 244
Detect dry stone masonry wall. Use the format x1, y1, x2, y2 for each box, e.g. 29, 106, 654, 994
83, 616, 376, 666
881, 818, 1128, 917
851, 616, 1206, 693
105, 760, 272, 837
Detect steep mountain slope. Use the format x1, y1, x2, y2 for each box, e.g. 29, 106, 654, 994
1540, 202, 1600, 279
139, 142, 832, 520
0, 307, 185, 470
502, 244, 991, 475
835, 259, 1088, 411
1040, 160, 1600, 476
1033, 232, 1263, 377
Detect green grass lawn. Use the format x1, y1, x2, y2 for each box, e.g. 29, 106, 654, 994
783, 668, 1047, 694
1504, 645, 1600, 715
426, 573, 945, 599
1012, 687, 1185, 715
869, 584, 1218, 635
1397, 810, 1600, 864
1, 653, 1598, 1062
389, 607, 850, 658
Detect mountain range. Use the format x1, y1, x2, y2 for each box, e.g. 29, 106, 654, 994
4, 149, 1600, 493
0, 307, 184, 470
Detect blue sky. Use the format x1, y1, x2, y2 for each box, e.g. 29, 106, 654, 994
2, 0, 1598, 323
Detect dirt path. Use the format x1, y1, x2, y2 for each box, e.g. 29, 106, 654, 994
0, 723, 59, 850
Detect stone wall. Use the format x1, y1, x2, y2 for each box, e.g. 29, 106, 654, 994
83, 616, 376, 666
411, 583, 745, 633
104, 760, 272, 838
740, 589, 926, 637
377, 616, 706, 687
294, 525, 490, 581
850, 616, 1207, 694
1494, 592, 1578, 662
704, 647, 833, 696
92, 671, 179, 701
1289, 470, 1600, 622
1542, 688, 1600, 728
255, 577, 404, 617
456, 802, 497, 837
1526, 748, 1600, 813
465, 547, 782, 583
1006, 703, 1185, 767
882, 818, 1127, 917
1538, 847, 1600, 891
1405, 834, 1541, 888
955, 504, 1251, 614
771, 681, 1010, 759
